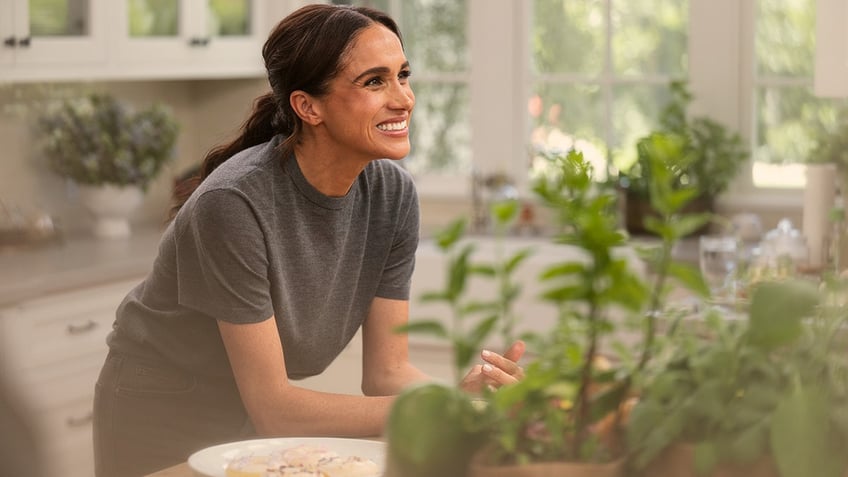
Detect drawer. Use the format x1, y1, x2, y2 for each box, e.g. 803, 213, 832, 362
38, 396, 96, 477
0, 279, 138, 370
15, 352, 106, 410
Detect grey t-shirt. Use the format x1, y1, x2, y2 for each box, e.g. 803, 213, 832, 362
108, 135, 419, 380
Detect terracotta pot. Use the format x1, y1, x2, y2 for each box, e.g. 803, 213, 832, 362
467, 455, 625, 477
642, 443, 778, 477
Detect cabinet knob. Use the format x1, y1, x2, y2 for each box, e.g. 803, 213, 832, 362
66, 411, 94, 428
66, 320, 98, 335
189, 37, 210, 47
2, 36, 14, 47
17, 37, 30, 48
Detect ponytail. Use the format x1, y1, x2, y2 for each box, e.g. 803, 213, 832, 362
169, 92, 280, 220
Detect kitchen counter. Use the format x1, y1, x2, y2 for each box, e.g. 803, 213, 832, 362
0, 225, 164, 307
146, 463, 193, 477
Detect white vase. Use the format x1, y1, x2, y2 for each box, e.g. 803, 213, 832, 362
78, 184, 143, 239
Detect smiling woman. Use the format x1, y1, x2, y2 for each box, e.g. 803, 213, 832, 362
91, 5, 523, 477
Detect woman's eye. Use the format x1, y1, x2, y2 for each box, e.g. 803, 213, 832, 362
365, 77, 384, 87
399, 70, 412, 81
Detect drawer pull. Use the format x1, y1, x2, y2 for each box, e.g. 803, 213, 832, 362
66, 320, 98, 335
66, 412, 93, 428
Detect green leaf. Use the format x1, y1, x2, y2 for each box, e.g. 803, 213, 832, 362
505, 248, 534, 274
469, 315, 499, 346
490, 199, 520, 226
386, 383, 489, 477
748, 280, 821, 350
539, 262, 586, 280
435, 218, 466, 251
667, 261, 710, 297
726, 421, 768, 464
589, 380, 629, 422
419, 291, 450, 303
394, 320, 449, 339
470, 264, 496, 276
669, 212, 713, 239
770, 386, 844, 477
693, 441, 719, 476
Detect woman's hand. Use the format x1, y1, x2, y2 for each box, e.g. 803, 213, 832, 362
459, 340, 526, 394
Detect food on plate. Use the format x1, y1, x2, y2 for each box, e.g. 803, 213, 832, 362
224, 444, 380, 477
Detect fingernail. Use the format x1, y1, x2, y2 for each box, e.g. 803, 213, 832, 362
482, 350, 491, 357
482, 364, 494, 373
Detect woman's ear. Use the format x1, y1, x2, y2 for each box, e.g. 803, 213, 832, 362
290, 91, 322, 126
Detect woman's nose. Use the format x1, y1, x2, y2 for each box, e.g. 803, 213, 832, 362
391, 83, 415, 110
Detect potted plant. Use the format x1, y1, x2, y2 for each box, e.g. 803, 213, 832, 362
627, 274, 848, 477
385, 134, 711, 476
33, 91, 179, 238
619, 80, 748, 236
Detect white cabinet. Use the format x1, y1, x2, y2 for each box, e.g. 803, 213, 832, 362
815, 0, 848, 97
1, 0, 292, 82
0, 0, 107, 74
0, 277, 141, 477
110, 0, 266, 80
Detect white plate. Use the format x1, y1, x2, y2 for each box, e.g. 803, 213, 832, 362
187, 437, 385, 477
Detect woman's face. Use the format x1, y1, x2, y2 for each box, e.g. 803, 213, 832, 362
314, 24, 415, 163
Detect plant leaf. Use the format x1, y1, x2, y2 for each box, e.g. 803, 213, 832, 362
666, 261, 710, 297
747, 280, 820, 350
770, 386, 844, 477
394, 320, 449, 339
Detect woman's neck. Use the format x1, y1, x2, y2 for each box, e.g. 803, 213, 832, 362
292, 142, 367, 197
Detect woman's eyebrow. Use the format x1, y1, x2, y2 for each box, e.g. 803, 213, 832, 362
352, 61, 411, 83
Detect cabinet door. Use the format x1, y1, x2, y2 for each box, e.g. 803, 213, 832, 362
192, 0, 264, 72
114, 0, 263, 77
0, 1, 13, 66
8, 0, 107, 66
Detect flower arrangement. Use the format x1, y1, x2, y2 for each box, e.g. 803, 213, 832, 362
33, 92, 179, 190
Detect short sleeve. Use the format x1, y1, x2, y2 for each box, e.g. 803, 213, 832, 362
174, 189, 274, 323
375, 181, 419, 300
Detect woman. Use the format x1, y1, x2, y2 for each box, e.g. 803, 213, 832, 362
92, 4, 524, 477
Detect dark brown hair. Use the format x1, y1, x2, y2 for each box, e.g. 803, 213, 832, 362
170, 4, 402, 218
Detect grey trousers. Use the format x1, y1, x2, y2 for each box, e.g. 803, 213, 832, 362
92, 351, 254, 477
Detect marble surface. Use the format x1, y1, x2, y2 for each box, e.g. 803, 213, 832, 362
0, 226, 165, 307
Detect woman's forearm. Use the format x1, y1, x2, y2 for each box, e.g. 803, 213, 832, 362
250, 384, 395, 438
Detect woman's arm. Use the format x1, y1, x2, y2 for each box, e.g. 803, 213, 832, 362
361, 297, 526, 396
361, 297, 432, 396
218, 318, 393, 438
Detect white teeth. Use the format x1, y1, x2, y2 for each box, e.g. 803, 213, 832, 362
377, 120, 407, 131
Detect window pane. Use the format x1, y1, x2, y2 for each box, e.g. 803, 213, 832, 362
404, 83, 471, 176
401, 0, 468, 73
529, 84, 607, 180
611, 83, 673, 172
756, 0, 815, 77
612, 0, 688, 76
754, 86, 837, 166
532, 0, 604, 75
208, 0, 251, 36
30, 0, 89, 36
129, 0, 179, 37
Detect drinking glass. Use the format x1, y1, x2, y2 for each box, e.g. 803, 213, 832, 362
699, 235, 739, 301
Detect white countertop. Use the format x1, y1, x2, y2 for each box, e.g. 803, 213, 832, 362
0, 226, 164, 307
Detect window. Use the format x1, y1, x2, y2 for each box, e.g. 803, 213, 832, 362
751, 0, 844, 188
527, 0, 689, 182
334, 0, 847, 213
333, 0, 472, 184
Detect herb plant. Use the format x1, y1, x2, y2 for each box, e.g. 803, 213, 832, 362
627, 276, 848, 477
34, 92, 179, 190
